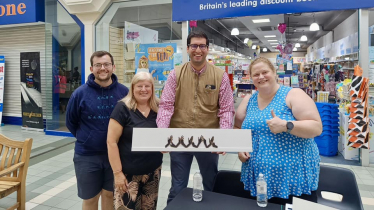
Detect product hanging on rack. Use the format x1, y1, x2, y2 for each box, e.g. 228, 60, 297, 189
347, 65, 370, 149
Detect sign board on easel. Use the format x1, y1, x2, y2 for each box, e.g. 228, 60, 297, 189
0, 56, 4, 125
20, 52, 43, 131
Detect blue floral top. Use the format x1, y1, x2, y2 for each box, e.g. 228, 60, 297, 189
240, 85, 320, 199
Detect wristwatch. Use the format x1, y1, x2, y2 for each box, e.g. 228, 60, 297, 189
286, 121, 294, 133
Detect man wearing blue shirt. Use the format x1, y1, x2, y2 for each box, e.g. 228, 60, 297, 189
66, 51, 129, 210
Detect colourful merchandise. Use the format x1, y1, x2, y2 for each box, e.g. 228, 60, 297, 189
347, 65, 370, 149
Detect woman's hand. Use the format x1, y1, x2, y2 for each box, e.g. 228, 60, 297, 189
266, 110, 287, 134
114, 172, 128, 193
238, 152, 250, 163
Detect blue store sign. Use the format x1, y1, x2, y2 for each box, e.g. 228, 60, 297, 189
173, 0, 374, 21
0, 0, 44, 25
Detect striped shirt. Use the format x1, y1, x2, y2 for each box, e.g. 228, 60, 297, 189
156, 64, 235, 129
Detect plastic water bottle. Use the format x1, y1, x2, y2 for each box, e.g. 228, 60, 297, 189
256, 173, 268, 207
193, 171, 203, 202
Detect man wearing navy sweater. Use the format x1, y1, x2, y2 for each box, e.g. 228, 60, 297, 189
66, 51, 129, 210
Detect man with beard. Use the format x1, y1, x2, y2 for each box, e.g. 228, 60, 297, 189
66, 51, 129, 210
157, 31, 235, 204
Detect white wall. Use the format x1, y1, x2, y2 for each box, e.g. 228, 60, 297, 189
308, 11, 358, 53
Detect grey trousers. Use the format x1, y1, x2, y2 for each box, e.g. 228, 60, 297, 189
167, 152, 219, 204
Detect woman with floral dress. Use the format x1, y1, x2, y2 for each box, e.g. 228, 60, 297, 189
107, 72, 163, 210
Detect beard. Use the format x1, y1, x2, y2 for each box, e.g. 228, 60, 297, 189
94, 71, 112, 82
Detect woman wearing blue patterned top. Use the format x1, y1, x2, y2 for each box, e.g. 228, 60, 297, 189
235, 57, 322, 202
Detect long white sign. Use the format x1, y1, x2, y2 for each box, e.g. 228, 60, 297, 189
0, 56, 4, 125
132, 128, 252, 152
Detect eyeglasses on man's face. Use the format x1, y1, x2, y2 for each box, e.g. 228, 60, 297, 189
188, 44, 208, 51
93, 63, 113, 69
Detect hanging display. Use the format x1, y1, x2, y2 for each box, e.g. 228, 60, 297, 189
347, 66, 370, 149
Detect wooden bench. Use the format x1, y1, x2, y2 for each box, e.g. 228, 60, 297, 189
0, 134, 33, 210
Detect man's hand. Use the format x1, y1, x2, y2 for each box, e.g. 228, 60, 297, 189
266, 110, 287, 134
238, 152, 250, 163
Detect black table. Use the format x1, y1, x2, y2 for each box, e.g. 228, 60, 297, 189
164, 188, 282, 210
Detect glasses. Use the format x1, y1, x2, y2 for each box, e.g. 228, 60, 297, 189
188, 44, 208, 50
93, 63, 112, 69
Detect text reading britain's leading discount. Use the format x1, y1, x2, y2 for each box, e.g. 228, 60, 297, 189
200, 0, 315, 10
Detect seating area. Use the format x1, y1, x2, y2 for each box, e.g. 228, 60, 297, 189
0, 134, 33, 210
212, 165, 364, 210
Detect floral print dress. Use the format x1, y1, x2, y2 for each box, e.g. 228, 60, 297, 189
114, 166, 161, 210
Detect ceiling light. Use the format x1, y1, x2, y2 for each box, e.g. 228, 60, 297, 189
293, 47, 297, 51
270, 43, 278, 45
295, 43, 301, 48
244, 38, 249, 43
263, 48, 268, 52
252, 19, 270, 23
310, 13, 320, 31
252, 45, 256, 50
310, 22, 320, 31
264, 35, 276, 38
300, 35, 308, 41
231, 28, 239, 35
268, 40, 278, 42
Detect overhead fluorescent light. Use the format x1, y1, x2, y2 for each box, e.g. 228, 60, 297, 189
268, 40, 278, 42
252, 19, 270, 23
263, 48, 268, 52
295, 43, 301, 48
293, 47, 297, 51
264, 35, 276, 38
270, 43, 278, 45
244, 38, 249, 43
252, 45, 256, 50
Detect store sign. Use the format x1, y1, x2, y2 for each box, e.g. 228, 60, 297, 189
0, 0, 44, 25
173, 0, 374, 21
135, 43, 177, 81
0, 56, 4, 125
20, 52, 43, 130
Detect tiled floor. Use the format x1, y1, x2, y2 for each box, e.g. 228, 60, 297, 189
0, 125, 373, 210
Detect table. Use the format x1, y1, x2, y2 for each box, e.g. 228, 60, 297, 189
164, 188, 282, 210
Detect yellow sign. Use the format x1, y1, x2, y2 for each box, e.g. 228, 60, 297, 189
147, 46, 174, 62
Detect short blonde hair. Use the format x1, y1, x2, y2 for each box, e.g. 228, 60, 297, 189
249, 57, 276, 76
121, 72, 159, 112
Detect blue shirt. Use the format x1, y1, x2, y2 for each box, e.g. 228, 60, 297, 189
66, 73, 129, 156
